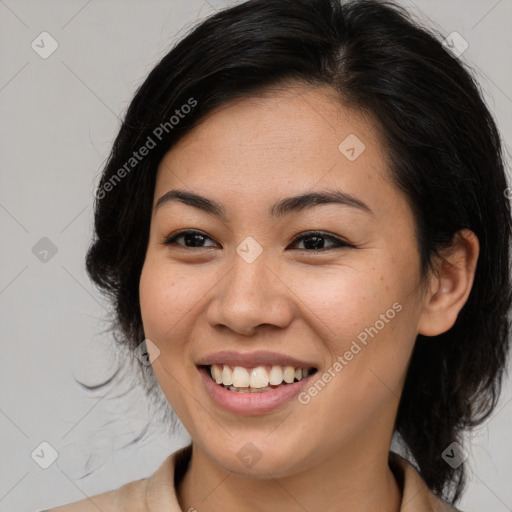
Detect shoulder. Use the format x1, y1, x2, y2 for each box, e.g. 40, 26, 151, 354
44, 477, 147, 512
389, 452, 464, 512
42, 445, 191, 512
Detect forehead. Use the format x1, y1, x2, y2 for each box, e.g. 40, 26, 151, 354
154, 84, 392, 212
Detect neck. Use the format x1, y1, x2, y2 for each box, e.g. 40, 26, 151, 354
177, 442, 402, 512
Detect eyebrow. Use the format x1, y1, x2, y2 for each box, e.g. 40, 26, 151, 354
155, 188, 373, 220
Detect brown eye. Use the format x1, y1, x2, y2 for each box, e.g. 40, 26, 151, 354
162, 229, 353, 251
288, 231, 353, 251
163, 230, 219, 248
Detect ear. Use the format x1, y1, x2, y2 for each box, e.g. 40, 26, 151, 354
417, 229, 479, 336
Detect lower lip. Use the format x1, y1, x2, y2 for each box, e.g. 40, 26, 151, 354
198, 366, 314, 415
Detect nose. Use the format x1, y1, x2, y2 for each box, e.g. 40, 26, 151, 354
205, 245, 294, 337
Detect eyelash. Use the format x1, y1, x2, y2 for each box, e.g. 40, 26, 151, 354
161, 229, 354, 252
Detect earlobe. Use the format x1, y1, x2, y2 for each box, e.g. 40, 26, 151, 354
417, 229, 479, 337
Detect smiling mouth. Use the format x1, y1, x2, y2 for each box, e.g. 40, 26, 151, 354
200, 364, 318, 393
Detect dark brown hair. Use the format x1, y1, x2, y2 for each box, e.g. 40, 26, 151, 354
85, 0, 512, 503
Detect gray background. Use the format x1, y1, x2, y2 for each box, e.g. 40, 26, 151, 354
0, 1, 511, 511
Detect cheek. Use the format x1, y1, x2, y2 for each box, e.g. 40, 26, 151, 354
283, 260, 402, 351
138, 258, 199, 418
139, 256, 200, 344
139, 260, 173, 339
287, 257, 417, 405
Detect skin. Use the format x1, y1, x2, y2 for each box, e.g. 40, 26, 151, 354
138, 82, 479, 512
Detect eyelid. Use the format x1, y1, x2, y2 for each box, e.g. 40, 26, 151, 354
161, 229, 220, 248
289, 231, 353, 250
162, 229, 354, 251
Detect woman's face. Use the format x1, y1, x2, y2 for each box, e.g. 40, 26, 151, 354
139, 84, 429, 477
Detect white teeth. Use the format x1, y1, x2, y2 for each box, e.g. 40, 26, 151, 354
209, 363, 314, 390
250, 366, 269, 388
222, 365, 233, 386
211, 364, 223, 384
232, 366, 250, 387
269, 365, 283, 385
283, 366, 295, 384
226, 385, 274, 393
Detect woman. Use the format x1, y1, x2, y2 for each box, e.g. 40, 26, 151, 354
45, 0, 512, 510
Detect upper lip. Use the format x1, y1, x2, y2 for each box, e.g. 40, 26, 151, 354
196, 351, 318, 369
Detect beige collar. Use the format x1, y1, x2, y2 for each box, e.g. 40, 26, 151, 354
388, 452, 461, 512
50, 445, 462, 511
